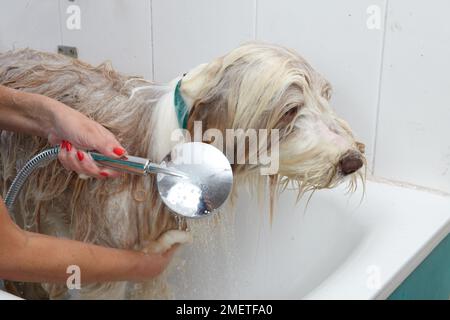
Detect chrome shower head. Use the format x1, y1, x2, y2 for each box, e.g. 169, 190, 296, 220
90, 142, 233, 218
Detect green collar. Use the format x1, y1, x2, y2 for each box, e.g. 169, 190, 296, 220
174, 79, 188, 129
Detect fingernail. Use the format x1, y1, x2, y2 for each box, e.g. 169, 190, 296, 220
61, 141, 67, 149
113, 147, 126, 156
100, 172, 109, 177
66, 142, 72, 152
77, 151, 84, 161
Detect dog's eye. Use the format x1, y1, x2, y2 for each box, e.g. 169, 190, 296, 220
285, 107, 298, 117
279, 106, 299, 126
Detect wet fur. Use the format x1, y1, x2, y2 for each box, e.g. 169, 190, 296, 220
0, 42, 365, 299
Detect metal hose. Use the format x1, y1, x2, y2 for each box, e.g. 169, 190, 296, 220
1, 146, 59, 296
4, 146, 60, 214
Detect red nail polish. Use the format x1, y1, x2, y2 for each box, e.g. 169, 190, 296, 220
100, 172, 109, 177
66, 142, 72, 152
61, 141, 67, 149
113, 147, 125, 156
77, 151, 84, 161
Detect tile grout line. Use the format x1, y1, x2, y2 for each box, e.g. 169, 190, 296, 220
254, 0, 258, 40
150, 0, 155, 81
57, 0, 64, 47
371, 0, 389, 176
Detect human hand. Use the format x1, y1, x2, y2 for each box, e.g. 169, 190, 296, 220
133, 244, 180, 280
134, 230, 192, 280
43, 96, 126, 178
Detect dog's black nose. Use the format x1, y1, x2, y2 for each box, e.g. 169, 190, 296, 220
339, 151, 363, 175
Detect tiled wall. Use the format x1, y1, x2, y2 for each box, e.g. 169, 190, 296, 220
58, 0, 153, 79
256, 0, 385, 178
152, 0, 255, 82
374, 0, 450, 193
0, 0, 152, 79
1, 0, 449, 193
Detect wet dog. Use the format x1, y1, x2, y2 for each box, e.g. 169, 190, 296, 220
0, 42, 365, 299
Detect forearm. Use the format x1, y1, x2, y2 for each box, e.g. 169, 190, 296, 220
0, 85, 55, 138
0, 87, 168, 285
0, 200, 163, 284
0, 231, 157, 284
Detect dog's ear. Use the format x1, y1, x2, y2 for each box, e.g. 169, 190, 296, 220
320, 81, 333, 101
186, 96, 229, 140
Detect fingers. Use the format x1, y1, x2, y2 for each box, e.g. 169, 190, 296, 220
90, 129, 127, 159
138, 241, 183, 279
163, 244, 180, 258
78, 150, 123, 179
57, 142, 73, 172
58, 141, 123, 179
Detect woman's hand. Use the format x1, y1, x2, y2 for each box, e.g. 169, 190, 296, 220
0, 197, 180, 284
133, 245, 180, 281
0, 85, 126, 178
43, 96, 126, 178
0, 86, 181, 284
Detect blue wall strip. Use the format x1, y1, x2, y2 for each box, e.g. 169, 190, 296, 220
388, 233, 450, 300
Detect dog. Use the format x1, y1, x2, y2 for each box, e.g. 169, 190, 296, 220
0, 42, 365, 299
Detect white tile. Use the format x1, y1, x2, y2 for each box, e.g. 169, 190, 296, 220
0, 0, 61, 52
374, 0, 450, 192
257, 0, 387, 168
59, 0, 152, 79
152, 0, 256, 82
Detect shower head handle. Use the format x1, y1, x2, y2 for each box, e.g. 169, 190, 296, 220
89, 152, 186, 178
89, 152, 149, 175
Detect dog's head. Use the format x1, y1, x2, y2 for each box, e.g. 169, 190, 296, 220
180, 42, 365, 195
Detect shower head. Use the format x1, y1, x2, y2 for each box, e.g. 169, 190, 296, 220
90, 142, 233, 218
156, 142, 234, 218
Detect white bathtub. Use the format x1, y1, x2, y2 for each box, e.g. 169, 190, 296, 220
1, 177, 449, 300
0, 286, 20, 300
168, 177, 450, 299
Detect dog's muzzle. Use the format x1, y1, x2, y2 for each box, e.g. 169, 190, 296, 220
339, 150, 364, 175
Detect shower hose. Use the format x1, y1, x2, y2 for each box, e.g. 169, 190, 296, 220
0, 146, 59, 295
4, 146, 60, 215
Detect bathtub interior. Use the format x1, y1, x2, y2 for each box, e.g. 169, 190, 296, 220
166, 179, 449, 299
169, 183, 366, 299
0, 177, 448, 300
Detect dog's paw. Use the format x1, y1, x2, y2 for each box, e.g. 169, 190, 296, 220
143, 230, 193, 254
